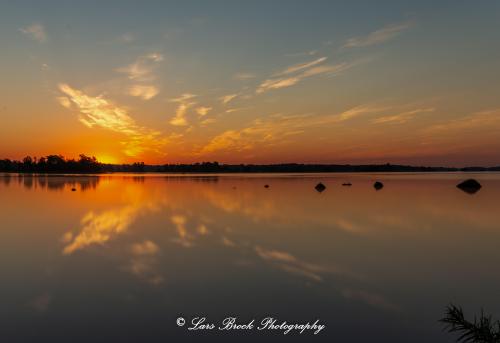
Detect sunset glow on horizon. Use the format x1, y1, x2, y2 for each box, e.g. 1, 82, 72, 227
1, 1, 499, 166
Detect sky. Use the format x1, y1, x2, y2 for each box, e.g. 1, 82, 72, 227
0, 0, 499, 166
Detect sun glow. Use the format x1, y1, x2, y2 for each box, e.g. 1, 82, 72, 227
95, 154, 120, 164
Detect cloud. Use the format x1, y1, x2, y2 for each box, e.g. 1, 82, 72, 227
58, 83, 165, 156
62, 206, 139, 254
116, 53, 163, 81
222, 236, 236, 247
171, 93, 196, 103
128, 85, 159, 100
372, 108, 435, 124
170, 104, 191, 126
234, 72, 256, 80
56, 96, 72, 109
343, 22, 413, 48
300, 63, 351, 77
132, 240, 159, 255
201, 130, 251, 153
256, 78, 300, 93
225, 107, 250, 113
334, 104, 389, 122
169, 93, 197, 126
199, 114, 307, 154
196, 106, 212, 116
255, 246, 354, 282
19, 23, 46, 42
147, 53, 164, 62
219, 94, 238, 105
128, 240, 164, 285
170, 215, 195, 247
116, 53, 163, 99
284, 50, 318, 57
200, 118, 217, 126
274, 57, 327, 76
199, 105, 388, 154
424, 109, 500, 134
257, 59, 356, 94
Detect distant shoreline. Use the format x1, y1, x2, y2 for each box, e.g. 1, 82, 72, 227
2, 166, 500, 175
2, 155, 499, 174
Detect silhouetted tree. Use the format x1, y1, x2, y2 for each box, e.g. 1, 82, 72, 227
440, 303, 500, 342
131, 162, 145, 172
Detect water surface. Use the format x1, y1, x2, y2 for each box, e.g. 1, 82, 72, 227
1, 173, 499, 342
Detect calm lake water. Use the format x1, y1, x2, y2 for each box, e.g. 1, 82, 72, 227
1, 173, 500, 342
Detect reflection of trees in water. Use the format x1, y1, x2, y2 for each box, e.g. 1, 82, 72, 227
133, 176, 145, 183
163, 176, 219, 183
1, 174, 11, 186
14, 175, 100, 191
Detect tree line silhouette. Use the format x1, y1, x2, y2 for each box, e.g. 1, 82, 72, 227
0, 155, 103, 173
1, 155, 500, 173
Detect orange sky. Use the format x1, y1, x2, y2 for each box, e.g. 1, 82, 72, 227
1, 2, 500, 166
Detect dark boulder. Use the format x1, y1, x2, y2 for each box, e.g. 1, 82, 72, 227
71, 188, 76, 192
373, 181, 384, 190
456, 179, 482, 194
315, 182, 326, 192
264, 184, 269, 188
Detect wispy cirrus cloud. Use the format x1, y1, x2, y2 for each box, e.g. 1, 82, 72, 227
199, 104, 423, 155
334, 104, 389, 122
219, 93, 238, 105
200, 113, 313, 154
19, 23, 46, 42
255, 246, 356, 282
343, 21, 413, 48
57, 83, 166, 156
256, 78, 300, 93
274, 57, 327, 76
372, 108, 435, 124
421, 109, 500, 141
257, 58, 356, 94
284, 50, 318, 57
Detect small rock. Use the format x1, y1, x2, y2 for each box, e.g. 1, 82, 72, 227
264, 184, 269, 188
342, 183, 352, 186
71, 188, 76, 192
373, 181, 384, 190
315, 182, 326, 192
456, 179, 482, 194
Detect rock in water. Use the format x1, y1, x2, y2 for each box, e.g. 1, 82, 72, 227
264, 184, 269, 188
373, 181, 384, 190
71, 188, 76, 192
315, 182, 326, 192
342, 183, 352, 186
456, 179, 482, 194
